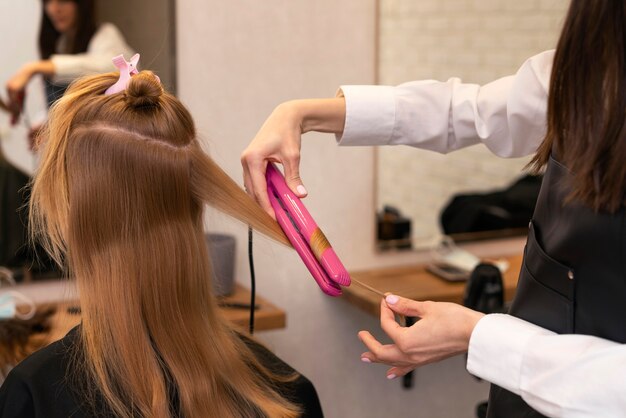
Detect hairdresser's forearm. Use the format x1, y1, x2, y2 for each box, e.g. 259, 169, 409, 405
285, 98, 346, 135
25, 60, 56, 77
7, 60, 56, 99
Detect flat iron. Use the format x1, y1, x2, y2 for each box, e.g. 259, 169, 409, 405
266, 163, 351, 296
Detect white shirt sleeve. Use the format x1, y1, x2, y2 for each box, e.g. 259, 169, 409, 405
467, 314, 626, 418
50, 23, 135, 83
337, 50, 554, 158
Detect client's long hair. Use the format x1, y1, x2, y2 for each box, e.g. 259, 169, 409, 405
30, 71, 299, 418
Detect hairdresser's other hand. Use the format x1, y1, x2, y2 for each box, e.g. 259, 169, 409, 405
358, 295, 484, 379
6, 61, 55, 125
5, 67, 31, 125
241, 98, 346, 218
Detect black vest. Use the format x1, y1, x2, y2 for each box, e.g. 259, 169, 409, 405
487, 156, 626, 417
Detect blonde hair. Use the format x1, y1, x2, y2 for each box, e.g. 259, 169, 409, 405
30, 71, 300, 417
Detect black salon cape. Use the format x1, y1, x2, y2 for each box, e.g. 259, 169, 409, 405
0, 327, 323, 418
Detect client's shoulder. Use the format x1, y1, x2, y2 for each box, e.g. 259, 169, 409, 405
0, 327, 83, 418
5, 326, 79, 383
235, 332, 324, 417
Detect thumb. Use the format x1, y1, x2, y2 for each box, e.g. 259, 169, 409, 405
387, 365, 417, 378
282, 154, 307, 198
384, 294, 427, 318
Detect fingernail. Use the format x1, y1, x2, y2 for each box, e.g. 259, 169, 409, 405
296, 185, 307, 196
361, 357, 371, 363
387, 374, 397, 380
385, 294, 399, 305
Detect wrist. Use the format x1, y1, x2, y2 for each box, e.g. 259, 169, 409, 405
274, 100, 306, 133
463, 310, 485, 350
24, 60, 55, 78
283, 98, 346, 134
293, 99, 319, 134
21, 63, 38, 79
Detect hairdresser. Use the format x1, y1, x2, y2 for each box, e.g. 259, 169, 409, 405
242, 1, 626, 417
5, 0, 133, 128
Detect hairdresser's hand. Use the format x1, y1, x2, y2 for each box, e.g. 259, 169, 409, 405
241, 101, 305, 218
241, 98, 346, 218
5, 67, 31, 125
358, 295, 484, 379
6, 61, 54, 125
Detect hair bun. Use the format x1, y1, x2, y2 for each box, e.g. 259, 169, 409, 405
125, 71, 163, 108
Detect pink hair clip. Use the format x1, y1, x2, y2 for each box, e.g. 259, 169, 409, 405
266, 163, 351, 296
105, 53, 141, 95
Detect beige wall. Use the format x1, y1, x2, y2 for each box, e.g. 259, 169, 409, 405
176, 1, 518, 416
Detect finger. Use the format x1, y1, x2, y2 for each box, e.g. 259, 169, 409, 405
379, 298, 405, 342
358, 331, 405, 363
241, 159, 254, 197
387, 365, 417, 378
281, 150, 306, 197
384, 294, 427, 318
246, 158, 275, 220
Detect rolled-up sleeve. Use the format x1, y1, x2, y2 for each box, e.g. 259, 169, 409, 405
337, 50, 554, 158
467, 314, 626, 418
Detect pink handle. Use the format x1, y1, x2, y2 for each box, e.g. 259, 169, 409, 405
266, 163, 351, 295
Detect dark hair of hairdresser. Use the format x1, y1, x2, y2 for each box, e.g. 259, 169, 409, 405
29, 71, 301, 417
531, 0, 626, 212
39, 0, 97, 59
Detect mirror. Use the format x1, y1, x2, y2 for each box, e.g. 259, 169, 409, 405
375, 0, 568, 251
96, 0, 176, 94
0, 0, 176, 280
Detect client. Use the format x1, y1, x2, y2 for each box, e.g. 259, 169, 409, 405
0, 67, 323, 418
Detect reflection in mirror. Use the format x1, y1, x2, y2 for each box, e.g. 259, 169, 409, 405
97, 0, 176, 94
375, 0, 569, 251
0, 0, 176, 281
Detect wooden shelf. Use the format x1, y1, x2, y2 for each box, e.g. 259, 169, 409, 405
344, 254, 523, 317
41, 283, 285, 345
219, 284, 286, 331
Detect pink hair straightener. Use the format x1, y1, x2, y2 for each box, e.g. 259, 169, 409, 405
266, 163, 352, 296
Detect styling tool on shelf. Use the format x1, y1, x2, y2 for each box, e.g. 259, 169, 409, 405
426, 236, 510, 282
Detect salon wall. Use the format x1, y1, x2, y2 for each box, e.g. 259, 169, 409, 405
176, 1, 511, 417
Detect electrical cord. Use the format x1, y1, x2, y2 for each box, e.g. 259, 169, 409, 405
247, 226, 255, 335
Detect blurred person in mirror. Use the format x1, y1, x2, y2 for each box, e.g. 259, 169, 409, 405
1, 0, 134, 277
5, 0, 133, 145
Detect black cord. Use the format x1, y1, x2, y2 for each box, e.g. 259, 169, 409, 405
402, 316, 416, 389
248, 226, 256, 335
